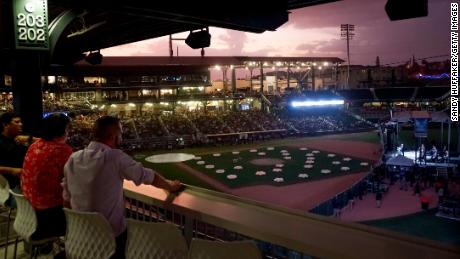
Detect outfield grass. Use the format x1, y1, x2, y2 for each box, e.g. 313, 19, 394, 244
133, 131, 379, 190
183, 146, 371, 188
363, 209, 460, 246
323, 131, 380, 144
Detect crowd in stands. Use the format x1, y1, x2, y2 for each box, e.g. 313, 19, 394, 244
188, 112, 230, 134
1, 94, 376, 152
246, 110, 287, 131
161, 113, 196, 136
279, 109, 373, 134
43, 107, 372, 152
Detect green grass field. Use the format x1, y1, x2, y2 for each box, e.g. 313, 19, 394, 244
134, 132, 380, 189
183, 146, 371, 188
363, 209, 460, 245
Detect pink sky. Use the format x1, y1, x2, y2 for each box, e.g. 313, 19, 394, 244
103, 0, 449, 67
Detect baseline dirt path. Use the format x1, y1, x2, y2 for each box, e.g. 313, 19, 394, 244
231, 172, 368, 210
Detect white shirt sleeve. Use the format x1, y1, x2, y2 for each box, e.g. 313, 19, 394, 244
115, 149, 155, 185
62, 156, 72, 202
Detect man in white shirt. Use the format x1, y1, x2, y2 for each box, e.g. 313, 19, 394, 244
63, 116, 182, 259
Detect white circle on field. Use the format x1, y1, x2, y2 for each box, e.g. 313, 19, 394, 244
145, 153, 196, 163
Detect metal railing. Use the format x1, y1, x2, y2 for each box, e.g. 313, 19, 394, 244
123, 182, 460, 259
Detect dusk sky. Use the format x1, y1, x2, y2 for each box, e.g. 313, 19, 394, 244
103, 0, 450, 67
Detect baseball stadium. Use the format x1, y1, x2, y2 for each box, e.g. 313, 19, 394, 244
0, 1, 459, 259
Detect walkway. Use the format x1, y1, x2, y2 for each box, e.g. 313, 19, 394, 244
340, 184, 439, 222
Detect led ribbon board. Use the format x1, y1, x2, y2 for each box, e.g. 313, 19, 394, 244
13, 0, 49, 50
291, 100, 344, 107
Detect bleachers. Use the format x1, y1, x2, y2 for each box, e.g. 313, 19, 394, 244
161, 114, 196, 136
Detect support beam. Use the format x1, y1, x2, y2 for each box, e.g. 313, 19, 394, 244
249, 68, 254, 92
287, 64, 291, 88
11, 52, 43, 134
312, 66, 316, 91
259, 62, 264, 94
231, 67, 236, 93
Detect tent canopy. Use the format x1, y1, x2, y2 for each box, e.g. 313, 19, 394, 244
386, 155, 414, 167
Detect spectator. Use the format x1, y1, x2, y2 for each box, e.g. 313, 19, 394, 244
438, 187, 445, 204
413, 181, 421, 197
0, 112, 35, 196
21, 113, 72, 239
376, 192, 383, 208
420, 195, 430, 211
63, 116, 182, 259
332, 197, 341, 218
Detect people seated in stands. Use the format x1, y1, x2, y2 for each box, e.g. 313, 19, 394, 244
63, 116, 183, 259
440, 146, 449, 162
430, 145, 438, 161
397, 143, 405, 156
21, 113, 72, 239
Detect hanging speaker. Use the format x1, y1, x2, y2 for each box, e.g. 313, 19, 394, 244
185, 30, 211, 49
385, 0, 428, 21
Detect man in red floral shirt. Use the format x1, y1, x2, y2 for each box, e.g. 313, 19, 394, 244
21, 113, 72, 239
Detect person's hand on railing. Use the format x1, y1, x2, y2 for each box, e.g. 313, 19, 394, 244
152, 174, 184, 193
0, 166, 22, 176
167, 180, 183, 193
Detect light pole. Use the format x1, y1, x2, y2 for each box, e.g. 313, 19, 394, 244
341, 24, 355, 89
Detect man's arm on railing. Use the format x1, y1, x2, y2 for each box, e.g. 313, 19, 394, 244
152, 173, 182, 193
0, 166, 22, 176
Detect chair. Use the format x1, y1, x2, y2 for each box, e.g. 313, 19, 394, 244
188, 239, 262, 259
63, 208, 116, 259
9, 191, 60, 259
0, 175, 13, 259
125, 219, 188, 259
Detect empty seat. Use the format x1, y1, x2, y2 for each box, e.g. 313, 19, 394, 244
63, 208, 116, 259
10, 191, 61, 259
188, 239, 262, 259
0, 175, 13, 259
126, 219, 188, 259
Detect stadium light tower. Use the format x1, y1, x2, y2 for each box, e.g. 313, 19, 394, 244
341, 24, 355, 89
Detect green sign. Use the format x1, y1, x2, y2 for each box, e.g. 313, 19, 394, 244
13, 0, 49, 50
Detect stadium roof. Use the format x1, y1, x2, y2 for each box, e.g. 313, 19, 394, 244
35, 0, 340, 64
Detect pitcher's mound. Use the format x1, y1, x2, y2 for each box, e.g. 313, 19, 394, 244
250, 158, 284, 166
145, 153, 195, 163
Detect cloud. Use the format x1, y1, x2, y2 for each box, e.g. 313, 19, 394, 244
288, 0, 386, 29
296, 39, 344, 57
217, 30, 248, 53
